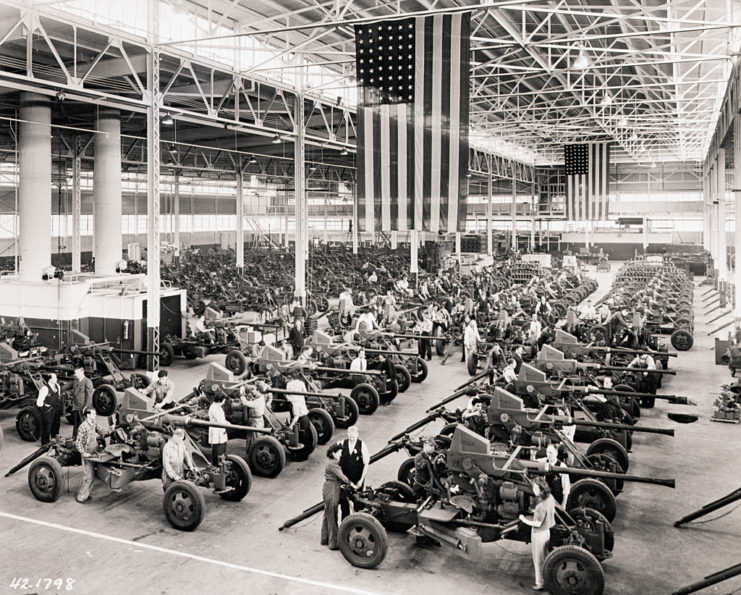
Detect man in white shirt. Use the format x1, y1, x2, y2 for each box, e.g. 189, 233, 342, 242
145, 370, 176, 409
464, 318, 481, 365
350, 349, 367, 372
208, 392, 228, 466
337, 425, 371, 518
415, 311, 434, 360
338, 287, 354, 324
528, 314, 542, 346
161, 427, 194, 488
285, 371, 310, 430
579, 300, 597, 322
36, 373, 62, 445
502, 359, 518, 385
240, 383, 269, 450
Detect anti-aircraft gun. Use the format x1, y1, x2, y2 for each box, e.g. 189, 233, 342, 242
6, 388, 259, 531
281, 425, 628, 595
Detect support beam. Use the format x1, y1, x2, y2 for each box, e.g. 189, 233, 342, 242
146, 3, 161, 371
410, 229, 418, 274
511, 174, 517, 251
486, 158, 493, 256
173, 172, 180, 256
294, 95, 306, 301
71, 137, 81, 273
18, 92, 51, 282
717, 148, 727, 282
735, 118, 741, 326
352, 183, 358, 254
236, 168, 244, 269
93, 109, 122, 274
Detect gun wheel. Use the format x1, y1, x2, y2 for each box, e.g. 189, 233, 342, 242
16, 406, 41, 442
397, 457, 416, 486
220, 454, 252, 501
338, 512, 388, 569
586, 437, 629, 473
308, 408, 335, 445
566, 507, 614, 559
163, 480, 205, 531
225, 350, 248, 376
350, 383, 380, 415
248, 436, 286, 478
544, 545, 604, 595
333, 397, 359, 429
159, 342, 175, 366
28, 456, 63, 502
566, 479, 617, 523
394, 365, 412, 392
92, 384, 118, 417
410, 358, 428, 383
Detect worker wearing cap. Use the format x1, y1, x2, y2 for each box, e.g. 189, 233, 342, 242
208, 391, 228, 466
75, 407, 111, 503
71, 366, 94, 438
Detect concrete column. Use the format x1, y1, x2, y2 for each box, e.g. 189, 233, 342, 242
486, 160, 493, 256
734, 118, 741, 323
643, 218, 649, 250
18, 92, 51, 281
710, 163, 718, 266
173, 172, 180, 255
455, 231, 461, 256
93, 109, 122, 274
236, 169, 244, 269
718, 149, 727, 281
702, 167, 710, 251
352, 183, 358, 254
71, 138, 82, 273
585, 220, 591, 250
294, 93, 306, 300
511, 175, 517, 250
530, 182, 536, 251
410, 229, 418, 274
323, 195, 328, 244
390, 230, 397, 250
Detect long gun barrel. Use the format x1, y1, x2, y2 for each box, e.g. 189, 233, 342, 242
310, 365, 383, 376
5, 442, 54, 477
389, 413, 444, 441
674, 487, 741, 527
525, 463, 675, 488
268, 387, 344, 400
426, 386, 486, 413
584, 346, 678, 358
566, 417, 674, 436
143, 414, 273, 434
578, 388, 696, 406
363, 348, 419, 357
596, 365, 676, 375
671, 563, 741, 595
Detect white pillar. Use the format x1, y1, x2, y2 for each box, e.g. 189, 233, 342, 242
410, 229, 419, 274
643, 218, 649, 250
173, 172, 180, 255
585, 220, 591, 250
734, 118, 741, 323
455, 231, 461, 255
18, 92, 51, 281
530, 182, 536, 251
710, 163, 717, 267
718, 149, 727, 281
352, 183, 359, 254
71, 138, 81, 273
486, 160, 493, 256
390, 230, 398, 250
93, 109, 122, 274
703, 167, 710, 251
294, 95, 306, 300
323, 194, 328, 244
236, 169, 244, 269
511, 174, 517, 250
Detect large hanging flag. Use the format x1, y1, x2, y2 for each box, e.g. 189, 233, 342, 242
564, 143, 611, 220
354, 13, 471, 234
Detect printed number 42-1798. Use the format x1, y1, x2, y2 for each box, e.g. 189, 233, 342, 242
9, 577, 76, 591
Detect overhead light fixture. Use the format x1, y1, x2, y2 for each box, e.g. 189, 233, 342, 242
161, 113, 174, 126
572, 44, 590, 70
248, 155, 257, 164
600, 93, 612, 106
629, 132, 638, 142
272, 133, 282, 144
618, 117, 628, 127
309, 164, 317, 171
466, 172, 472, 178
340, 147, 348, 156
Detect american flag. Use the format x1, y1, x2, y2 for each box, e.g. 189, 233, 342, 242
564, 143, 611, 220
354, 13, 471, 234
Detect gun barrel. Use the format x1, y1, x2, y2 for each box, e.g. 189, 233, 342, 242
279, 502, 325, 531
152, 414, 272, 434
268, 387, 342, 400
426, 386, 482, 413
591, 346, 678, 357
571, 418, 674, 436
389, 413, 442, 441
4, 442, 54, 477
598, 365, 676, 375
369, 440, 407, 464
592, 388, 694, 405
528, 464, 675, 488
363, 348, 418, 357
674, 488, 741, 527
312, 365, 382, 376
671, 563, 741, 595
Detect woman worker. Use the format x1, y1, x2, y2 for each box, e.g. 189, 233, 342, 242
519, 478, 557, 591
320, 443, 352, 551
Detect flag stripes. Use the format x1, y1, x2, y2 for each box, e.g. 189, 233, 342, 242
355, 13, 470, 234
564, 142, 610, 221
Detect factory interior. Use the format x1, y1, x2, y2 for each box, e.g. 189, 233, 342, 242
1, 1, 741, 594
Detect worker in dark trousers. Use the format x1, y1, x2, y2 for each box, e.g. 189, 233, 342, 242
321, 443, 351, 550
36, 373, 62, 445
71, 366, 94, 438
338, 425, 370, 519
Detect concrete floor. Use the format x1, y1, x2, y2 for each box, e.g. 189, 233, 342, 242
1, 265, 740, 595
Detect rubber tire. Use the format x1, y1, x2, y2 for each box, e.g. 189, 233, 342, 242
394, 365, 412, 393
287, 417, 318, 462
92, 384, 118, 417
544, 545, 605, 595
16, 406, 41, 442
439, 422, 460, 437
159, 342, 175, 367
333, 397, 360, 429
225, 350, 247, 376
566, 478, 618, 523
351, 383, 380, 415
379, 378, 398, 405
671, 329, 693, 351
378, 480, 416, 502
220, 454, 252, 501
586, 438, 629, 473
434, 326, 446, 356
163, 480, 206, 531
248, 435, 286, 478
28, 456, 63, 502
397, 457, 416, 486
308, 408, 335, 445
612, 384, 640, 420
376, 481, 417, 533
566, 507, 615, 558
585, 453, 625, 495
338, 512, 389, 569
467, 352, 479, 376
410, 358, 428, 383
